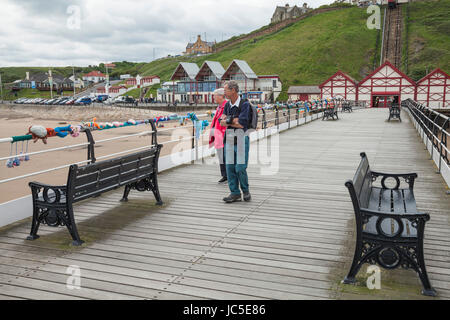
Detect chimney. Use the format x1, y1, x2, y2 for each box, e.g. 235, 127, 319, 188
26, 72, 29, 80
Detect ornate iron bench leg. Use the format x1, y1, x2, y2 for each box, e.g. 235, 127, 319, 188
415, 241, 437, 296
66, 206, 84, 246
26, 205, 41, 241
342, 241, 364, 284
120, 184, 132, 202
151, 174, 164, 206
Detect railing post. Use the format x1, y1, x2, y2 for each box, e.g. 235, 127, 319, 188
437, 119, 448, 174
191, 121, 195, 164
84, 128, 96, 164
288, 107, 291, 129
261, 108, 267, 138
276, 108, 279, 130
296, 106, 299, 126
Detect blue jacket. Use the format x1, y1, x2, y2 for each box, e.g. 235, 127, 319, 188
223, 98, 251, 132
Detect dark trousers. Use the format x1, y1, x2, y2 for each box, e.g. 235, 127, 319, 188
217, 147, 226, 178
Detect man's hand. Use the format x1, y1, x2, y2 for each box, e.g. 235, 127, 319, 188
219, 115, 228, 127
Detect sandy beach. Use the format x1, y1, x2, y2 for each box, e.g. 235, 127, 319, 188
0, 104, 213, 203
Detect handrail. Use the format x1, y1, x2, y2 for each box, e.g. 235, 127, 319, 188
404, 99, 449, 178
0, 104, 330, 187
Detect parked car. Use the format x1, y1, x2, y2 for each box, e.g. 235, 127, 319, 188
14, 98, 27, 104
75, 97, 92, 105
45, 99, 56, 105
114, 96, 135, 104
65, 98, 75, 105
95, 95, 109, 102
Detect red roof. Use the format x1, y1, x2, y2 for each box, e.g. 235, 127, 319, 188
84, 71, 106, 77
358, 60, 416, 86
110, 85, 127, 90
104, 63, 116, 68
416, 68, 450, 84
319, 71, 357, 88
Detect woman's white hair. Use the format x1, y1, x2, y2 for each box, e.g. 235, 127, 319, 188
213, 88, 225, 96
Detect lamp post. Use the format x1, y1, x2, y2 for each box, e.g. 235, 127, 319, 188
105, 63, 110, 97
136, 74, 142, 102
72, 66, 76, 96
0, 72, 4, 103
48, 69, 53, 99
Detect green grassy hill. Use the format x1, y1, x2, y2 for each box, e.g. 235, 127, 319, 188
404, 0, 450, 79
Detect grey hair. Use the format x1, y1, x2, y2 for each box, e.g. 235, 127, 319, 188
213, 88, 225, 96
225, 80, 239, 93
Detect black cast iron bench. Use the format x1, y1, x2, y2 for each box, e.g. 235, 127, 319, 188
388, 104, 401, 121
322, 105, 339, 120
342, 152, 436, 296
342, 101, 353, 113
27, 120, 163, 246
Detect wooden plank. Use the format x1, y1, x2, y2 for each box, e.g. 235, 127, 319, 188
1, 108, 449, 300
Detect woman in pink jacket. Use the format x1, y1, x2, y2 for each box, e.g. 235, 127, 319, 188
209, 88, 228, 183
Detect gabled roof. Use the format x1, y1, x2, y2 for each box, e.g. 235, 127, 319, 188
288, 86, 321, 94
170, 62, 199, 81
223, 60, 258, 80
416, 68, 450, 84
29, 73, 48, 82
84, 71, 106, 77
358, 60, 416, 86
319, 71, 357, 88
195, 61, 225, 81
43, 74, 65, 84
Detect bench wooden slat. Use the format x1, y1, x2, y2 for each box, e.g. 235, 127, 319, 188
366, 187, 380, 211
403, 189, 417, 213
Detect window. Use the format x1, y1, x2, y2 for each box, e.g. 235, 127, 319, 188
273, 80, 277, 88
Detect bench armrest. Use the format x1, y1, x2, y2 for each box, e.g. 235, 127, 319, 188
371, 171, 417, 189
360, 208, 430, 222
29, 181, 67, 190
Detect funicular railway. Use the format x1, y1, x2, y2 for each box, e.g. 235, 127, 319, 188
382, 0, 403, 68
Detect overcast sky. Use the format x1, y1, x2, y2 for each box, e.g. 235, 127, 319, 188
0, 0, 336, 67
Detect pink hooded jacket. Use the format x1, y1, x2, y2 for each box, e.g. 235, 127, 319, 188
209, 100, 227, 149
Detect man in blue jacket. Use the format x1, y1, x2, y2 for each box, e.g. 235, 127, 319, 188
220, 80, 251, 203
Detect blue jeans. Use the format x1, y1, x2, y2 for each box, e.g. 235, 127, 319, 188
225, 136, 250, 195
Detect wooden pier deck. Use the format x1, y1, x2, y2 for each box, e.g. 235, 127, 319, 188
0, 108, 449, 300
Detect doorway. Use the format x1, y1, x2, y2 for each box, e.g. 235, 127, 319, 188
372, 94, 399, 108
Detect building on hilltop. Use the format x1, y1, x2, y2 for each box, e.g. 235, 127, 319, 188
184, 35, 215, 55
270, 3, 310, 24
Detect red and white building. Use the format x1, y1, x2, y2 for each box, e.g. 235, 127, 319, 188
319, 61, 449, 108
319, 71, 357, 101
125, 75, 160, 87
415, 68, 450, 108
96, 85, 128, 98
82, 71, 106, 83
357, 61, 416, 108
